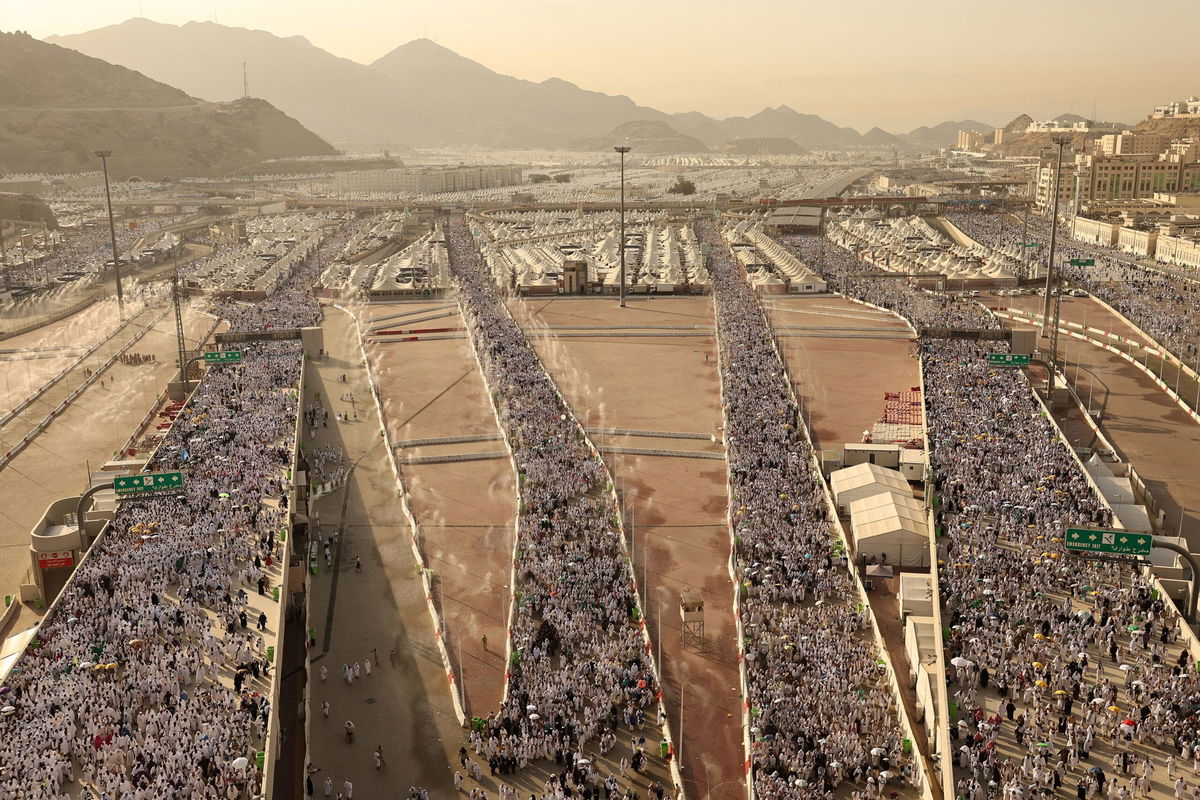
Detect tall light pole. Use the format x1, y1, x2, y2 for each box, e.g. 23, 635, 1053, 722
1042, 135, 1071, 398
0, 217, 9, 293
95, 149, 126, 320
614, 145, 631, 308
1041, 136, 1070, 333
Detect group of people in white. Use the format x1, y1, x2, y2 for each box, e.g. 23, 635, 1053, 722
786, 228, 1200, 800
948, 213, 1200, 362
444, 213, 666, 800
0, 223, 340, 798
701, 219, 916, 800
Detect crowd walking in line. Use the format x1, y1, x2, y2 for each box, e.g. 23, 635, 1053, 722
702, 219, 917, 800
785, 230, 1200, 800
948, 213, 1200, 361
0, 220, 347, 798
442, 213, 667, 800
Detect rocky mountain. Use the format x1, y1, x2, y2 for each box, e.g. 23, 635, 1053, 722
0, 31, 333, 176
710, 106, 862, 146
47, 19, 403, 147
48, 18, 1055, 152
861, 127, 901, 146
1003, 114, 1034, 132
903, 119, 995, 148
573, 121, 708, 154
369, 39, 675, 147
721, 137, 809, 156
48, 20, 875, 149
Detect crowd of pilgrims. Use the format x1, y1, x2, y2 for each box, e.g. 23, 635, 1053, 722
0, 223, 344, 798
443, 214, 668, 799
4, 223, 143, 286
947, 213, 1200, 361
783, 231, 1200, 800
699, 220, 917, 800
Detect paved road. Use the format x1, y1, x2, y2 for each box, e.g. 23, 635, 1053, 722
993, 299, 1200, 551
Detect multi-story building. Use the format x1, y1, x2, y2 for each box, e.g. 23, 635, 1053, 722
956, 130, 985, 151
1035, 162, 1076, 210
1095, 133, 1168, 156
993, 128, 1005, 145
1078, 153, 1200, 201
1117, 226, 1158, 257
1071, 216, 1121, 246
1154, 96, 1200, 119
1155, 233, 1200, 269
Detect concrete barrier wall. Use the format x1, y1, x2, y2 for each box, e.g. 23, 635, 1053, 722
0, 308, 169, 471
486, 288, 687, 797
715, 243, 934, 800
994, 309, 1200, 425
0, 307, 155, 430
0, 296, 97, 343
260, 347, 306, 799
709, 279, 756, 800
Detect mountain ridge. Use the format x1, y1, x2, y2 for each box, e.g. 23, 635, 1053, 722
48, 18, 1045, 151
0, 30, 334, 176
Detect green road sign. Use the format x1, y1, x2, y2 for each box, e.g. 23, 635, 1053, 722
988, 353, 1031, 367
1064, 528, 1152, 557
204, 350, 243, 364
113, 471, 185, 496
1019, 242, 1039, 247
1069, 258, 1095, 267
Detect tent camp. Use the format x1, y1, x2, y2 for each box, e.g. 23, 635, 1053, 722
848, 490, 930, 567
830, 462, 911, 514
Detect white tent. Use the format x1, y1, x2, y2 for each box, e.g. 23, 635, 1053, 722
898, 573, 933, 618
849, 490, 930, 567
830, 462, 911, 514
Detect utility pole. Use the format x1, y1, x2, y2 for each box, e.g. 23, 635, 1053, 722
1021, 203, 1030, 280
614, 145, 631, 308
172, 248, 187, 384
243, 62, 249, 98
0, 217, 9, 293
95, 150, 126, 320
1043, 135, 1071, 399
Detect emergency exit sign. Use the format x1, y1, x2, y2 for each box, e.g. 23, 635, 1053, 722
113, 471, 185, 495
1065, 528, 1152, 557
204, 350, 243, 364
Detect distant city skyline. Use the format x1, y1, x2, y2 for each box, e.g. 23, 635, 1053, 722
6, 0, 1199, 131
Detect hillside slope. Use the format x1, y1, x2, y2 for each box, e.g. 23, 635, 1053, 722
573, 120, 708, 154
0, 31, 334, 176
49, 20, 873, 148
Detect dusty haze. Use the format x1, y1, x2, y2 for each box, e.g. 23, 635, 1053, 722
11, 0, 1200, 132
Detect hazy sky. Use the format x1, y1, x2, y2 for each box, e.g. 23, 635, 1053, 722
7, 0, 1199, 131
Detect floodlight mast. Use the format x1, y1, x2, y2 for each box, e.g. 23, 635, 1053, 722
96, 149, 126, 321
614, 145, 632, 308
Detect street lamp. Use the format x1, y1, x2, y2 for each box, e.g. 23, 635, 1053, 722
95, 149, 126, 320
614, 145, 631, 308
1042, 135, 1071, 399
0, 216, 9, 293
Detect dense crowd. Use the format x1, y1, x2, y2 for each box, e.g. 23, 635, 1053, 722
0, 222, 342, 798
782, 230, 1200, 800
5, 224, 143, 287
700, 219, 916, 799
947, 213, 1200, 360
444, 214, 665, 798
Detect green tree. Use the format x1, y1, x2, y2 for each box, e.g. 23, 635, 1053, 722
667, 178, 696, 195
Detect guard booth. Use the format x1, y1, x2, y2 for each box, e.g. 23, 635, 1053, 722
680, 590, 704, 647
561, 259, 587, 294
